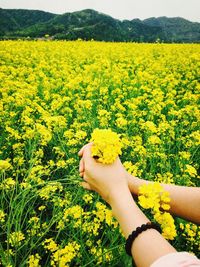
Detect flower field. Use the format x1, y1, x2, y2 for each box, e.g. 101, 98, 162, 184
0, 40, 200, 267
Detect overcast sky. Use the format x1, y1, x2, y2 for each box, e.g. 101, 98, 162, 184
0, 0, 199, 22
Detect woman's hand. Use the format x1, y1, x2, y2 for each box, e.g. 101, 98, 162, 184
78, 143, 129, 205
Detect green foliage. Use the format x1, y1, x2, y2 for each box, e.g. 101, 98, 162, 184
143, 17, 200, 43
0, 40, 200, 266
0, 8, 200, 43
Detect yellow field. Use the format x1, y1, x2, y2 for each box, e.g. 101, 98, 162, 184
0, 41, 200, 266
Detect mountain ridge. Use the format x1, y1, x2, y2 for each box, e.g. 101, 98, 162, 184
0, 8, 200, 42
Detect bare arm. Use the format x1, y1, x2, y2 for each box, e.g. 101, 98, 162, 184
127, 174, 200, 225
110, 187, 176, 267
78, 144, 176, 267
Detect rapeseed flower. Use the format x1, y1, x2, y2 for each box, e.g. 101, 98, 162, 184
90, 128, 122, 164
28, 254, 41, 267
0, 210, 6, 223
51, 241, 80, 267
8, 231, 25, 247
43, 238, 58, 252
185, 165, 197, 177
0, 177, 15, 190
0, 160, 12, 171
1, 40, 199, 265
139, 183, 177, 240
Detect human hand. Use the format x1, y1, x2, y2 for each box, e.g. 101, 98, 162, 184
78, 143, 129, 205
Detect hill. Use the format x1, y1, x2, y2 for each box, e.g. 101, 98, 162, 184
143, 16, 200, 43
0, 8, 56, 36
0, 8, 199, 42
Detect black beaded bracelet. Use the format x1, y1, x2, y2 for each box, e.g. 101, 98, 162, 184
125, 222, 161, 257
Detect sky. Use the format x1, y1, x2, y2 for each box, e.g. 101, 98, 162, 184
0, 0, 200, 23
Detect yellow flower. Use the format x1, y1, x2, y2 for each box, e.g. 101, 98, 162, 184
98, 109, 111, 127
143, 121, 157, 133
43, 238, 58, 252
38, 182, 63, 200
0, 210, 6, 223
90, 128, 123, 164
8, 231, 25, 247
51, 241, 80, 267
28, 254, 41, 267
64, 205, 83, 220
156, 172, 174, 184
27, 217, 41, 236
139, 183, 176, 240
179, 151, 191, 160
35, 123, 52, 145
38, 205, 46, 211
185, 165, 197, 177
1, 39, 200, 265
148, 135, 161, 145
83, 193, 93, 204
0, 177, 16, 190
0, 160, 12, 171
116, 116, 128, 128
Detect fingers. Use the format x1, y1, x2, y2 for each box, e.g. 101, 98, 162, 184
78, 143, 96, 168
78, 146, 87, 178
81, 143, 94, 164
83, 173, 89, 182
78, 143, 95, 193
79, 158, 84, 173
79, 168, 93, 191
78, 144, 87, 157
78, 142, 93, 157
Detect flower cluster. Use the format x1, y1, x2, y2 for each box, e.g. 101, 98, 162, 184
0, 40, 199, 265
28, 254, 41, 267
8, 231, 25, 247
0, 160, 12, 171
90, 128, 123, 164
138, 183, 177, 240
0, 209, 6, 223
179, 222, 200, 251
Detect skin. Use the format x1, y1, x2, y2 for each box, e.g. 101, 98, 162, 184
79, 144, 200, 225
127, 174, 200, 225
78, 143, 177, 267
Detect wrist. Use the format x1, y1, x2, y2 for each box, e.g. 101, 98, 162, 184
127, 174, 145, 196
110, 187, 150, 238
108, 185, 130, 207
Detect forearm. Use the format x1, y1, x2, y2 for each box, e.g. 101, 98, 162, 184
128, 174, 200, 224
110, 186, 149, 237
110, 187, 176, 267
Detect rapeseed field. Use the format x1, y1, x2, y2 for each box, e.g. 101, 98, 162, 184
0, 40, 199, 266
